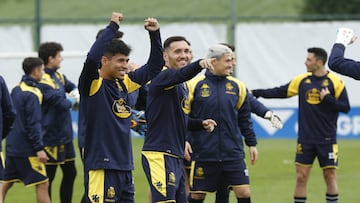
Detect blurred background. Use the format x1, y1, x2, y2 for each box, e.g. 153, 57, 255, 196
1, 0, 360, 137
2, 1, 360, 202
0, 0, 360, 138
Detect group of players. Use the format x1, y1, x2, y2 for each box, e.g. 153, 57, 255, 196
0, 10, 359, 203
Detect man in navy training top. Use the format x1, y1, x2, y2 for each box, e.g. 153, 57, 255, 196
78, 12, 164, 203
252, 47, 350, 203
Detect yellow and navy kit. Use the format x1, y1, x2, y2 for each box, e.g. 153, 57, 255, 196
186, 71, 257, 161
142, 60, 204, 158
38, 68, 76, 146
78, 21, 164, 171
252, 72, 350, 144
329, 43, 360, 80
6, 76, 44, 156
248, 90, 270, 117
0, 75, 16, 141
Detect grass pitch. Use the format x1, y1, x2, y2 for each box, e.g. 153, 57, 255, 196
4, 138, 360, 202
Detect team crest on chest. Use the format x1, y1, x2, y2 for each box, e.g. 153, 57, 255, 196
305, 88, 321, 104
112, 98, 131, 118
200, 83, 210, 97
321, 79, 329, 88
225, 82, 236, 95
304, 78, 311, 84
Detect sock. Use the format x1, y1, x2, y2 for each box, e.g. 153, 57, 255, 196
215, 188, 230, 203
60, 161, 77, 203
294, 196, 306, 203
45, 165, 58, 199
237, 197, 251, 203
326, 193, 338, 203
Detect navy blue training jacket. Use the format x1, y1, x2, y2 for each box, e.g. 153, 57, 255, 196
7, 76, 44, 157
186, 70, 257, 161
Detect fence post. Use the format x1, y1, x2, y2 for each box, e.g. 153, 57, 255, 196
228, 0, 237, 74
34, 0, 42, 50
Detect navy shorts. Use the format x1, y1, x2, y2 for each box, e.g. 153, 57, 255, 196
64, 141, 76, 162
3, 156, 48, 186
189, 159, 249, 193
45, 142, 76, 165
142, 151, 186, 203
85, 169, 134, 203
295, 143, 338, 168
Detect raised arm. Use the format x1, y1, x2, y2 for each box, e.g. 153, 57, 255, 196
78, 12, 123, 94
126, 18, 164, 85
328, 27, 360, 80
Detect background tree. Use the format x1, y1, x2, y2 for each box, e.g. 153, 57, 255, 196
302, 0, 360, 20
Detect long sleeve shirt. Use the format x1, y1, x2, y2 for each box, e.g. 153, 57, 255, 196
248, 90, 270, 118
328, 43, 360, 80
78, 21, 163, 171
252, 72, 350, 144
142, 61, 204, 158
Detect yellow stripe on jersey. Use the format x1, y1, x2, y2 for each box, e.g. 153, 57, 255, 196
55, 71, 65, 85
19, 82, 43, 104
227, 76, 247, 110
123, 74, 141, 94
142, 151, 167, 197
40, 73, 59, 89
88, 169, 105, 203
287, 73, 311, 97
327, 72, 345, 100
185, 75, 206, 114
28, 156, 47, 177
89, 78, 103, 96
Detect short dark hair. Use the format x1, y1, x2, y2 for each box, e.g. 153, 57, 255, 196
307, 47, 327, 64
38, 42, 63, 65
22, 57, 44, 75
163, 36, 191, 49
104, 39, 132, 58
96, 29, 124, 39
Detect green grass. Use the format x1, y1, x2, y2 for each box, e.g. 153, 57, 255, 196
0, 0, 304, 20
4, 138, 360, 202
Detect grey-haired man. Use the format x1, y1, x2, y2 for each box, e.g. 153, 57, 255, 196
185, 44, 258, 203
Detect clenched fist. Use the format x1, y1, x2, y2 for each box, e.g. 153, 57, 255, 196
144, 17, 160, 31
111, 12, 124, 24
